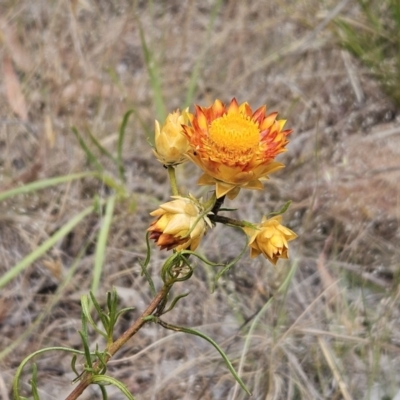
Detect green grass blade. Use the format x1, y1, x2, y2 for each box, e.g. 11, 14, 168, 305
183, 0, 223, 107
72, 126, 104, 171
0, 205, 95, 289
0, 172, 94, 202
91, 195, 116, 295
0, 236, 96, 362
137, 20, 166, 121
117, 110, 134, 182
86, 128, 117, 163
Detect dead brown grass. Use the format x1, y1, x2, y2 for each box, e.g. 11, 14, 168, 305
1, 1, 400, 399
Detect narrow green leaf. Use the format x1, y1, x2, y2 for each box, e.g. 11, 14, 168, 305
71, 355, 79, 377
213, 233, 249, 287
267, 200, 292, 218
13, 347, 88, 399
92, 375, 135, 399
79, 311, 93, 369
158, 320, 251, 396
100, 384, 108, 400
0, 205, 95, 289
81, 295, 107, 338
29, 364, 40, 400
86, 128, 117, 163
91, 195, 116, 295
161, 292, 189, 315
139, 232, 156, 296
233, 262, 297, 397
72, 127, 104, 171
117, 110, 134, 182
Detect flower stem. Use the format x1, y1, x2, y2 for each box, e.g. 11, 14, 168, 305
211, 195, 225, 215
64, 282, 173, 400
167, 165, 179, 196
209, 214, 247, 228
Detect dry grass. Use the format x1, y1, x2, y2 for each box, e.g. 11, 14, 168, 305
1, 1, 400, 399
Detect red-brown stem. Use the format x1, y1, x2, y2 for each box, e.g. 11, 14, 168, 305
65, 283, 172, 400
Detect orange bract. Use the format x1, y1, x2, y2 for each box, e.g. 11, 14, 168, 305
183, 98, 292, 199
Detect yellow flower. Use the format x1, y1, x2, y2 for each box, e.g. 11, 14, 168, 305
182, 98, 292, 199
244, 216, 297, 264
148, 196, 211, 251
153, 108, 192, 165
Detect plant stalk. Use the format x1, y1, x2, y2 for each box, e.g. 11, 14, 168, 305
65, 282, 172, 400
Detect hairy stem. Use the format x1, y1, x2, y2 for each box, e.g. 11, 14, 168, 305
65, 283, 172, 400
209, 214, 247, 228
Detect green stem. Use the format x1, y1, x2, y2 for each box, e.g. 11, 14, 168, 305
167, 165, 179, 196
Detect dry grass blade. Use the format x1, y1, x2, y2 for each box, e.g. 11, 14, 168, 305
3, 55, 28, 121
317, 337, 352, 400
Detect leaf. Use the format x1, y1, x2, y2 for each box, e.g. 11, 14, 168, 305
267, 200, 292, 218
13, 347, 88, 399
158, 320, 251, 396
3, 55, 28, 121
91, 195, 116, 295
117, 110, 134, 182
72, 126, 104, 171
0, 172, 94, 202
92, 375, 135, 399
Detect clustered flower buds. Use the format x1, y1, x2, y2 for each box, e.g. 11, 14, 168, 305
243, 216, 297, 264
148, 99, 297, 265
153, 108, 191, 165
148, 196, 211, 251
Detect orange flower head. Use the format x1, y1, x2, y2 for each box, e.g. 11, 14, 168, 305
244, 216, 297, 264
148, 196, 211, 251
183, 98, 292, 199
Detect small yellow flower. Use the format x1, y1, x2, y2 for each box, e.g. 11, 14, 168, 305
148, 196, 211, 251
183, 98, 292, 199
244, 216, 297, 264
153, 108, 192, 165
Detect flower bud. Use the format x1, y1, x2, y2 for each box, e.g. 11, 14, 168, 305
153, 108, 191, 165
148, 196, 211, 251
244, 216, 297, 264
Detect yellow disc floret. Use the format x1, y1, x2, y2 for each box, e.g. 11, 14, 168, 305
208, 112, 260, 155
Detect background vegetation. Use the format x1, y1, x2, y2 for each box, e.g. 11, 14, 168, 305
1, 0, 399, 399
